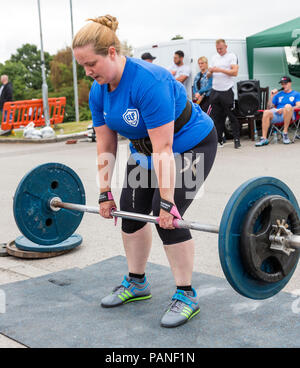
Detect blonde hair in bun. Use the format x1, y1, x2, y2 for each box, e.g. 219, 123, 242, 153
88, 15, 119, 32
72, 15, 121, 55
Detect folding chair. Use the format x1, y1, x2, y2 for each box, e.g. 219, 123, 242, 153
267, 107, 300, 143
291, 108, 300, 143
267, 122, 283, 143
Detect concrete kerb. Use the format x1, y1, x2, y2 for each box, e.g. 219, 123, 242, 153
0, 132, 128, 144
0, 131, 89, 144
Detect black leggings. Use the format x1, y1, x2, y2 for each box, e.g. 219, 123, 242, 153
120, 127, 218, 245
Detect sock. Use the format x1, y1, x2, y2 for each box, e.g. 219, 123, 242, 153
129, 272, 145, 281
177, 285, 192, 292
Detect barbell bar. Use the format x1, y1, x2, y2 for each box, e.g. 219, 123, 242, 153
49, 197, 300, 251
49, 197, 220, 234
13, 162, 300, 300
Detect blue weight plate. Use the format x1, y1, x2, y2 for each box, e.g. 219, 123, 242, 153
13, 163, 86, 246
219, 177, 300, 300
15, 234, 82, 252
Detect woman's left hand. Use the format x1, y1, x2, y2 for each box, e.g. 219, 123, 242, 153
158, 209, 175, 230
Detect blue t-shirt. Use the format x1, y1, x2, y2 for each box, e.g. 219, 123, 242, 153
89, 57, 213, 168
272, 90, 300, 109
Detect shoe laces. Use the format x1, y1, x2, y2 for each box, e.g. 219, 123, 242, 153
112, 276, 140, 294
167, 298, 187, 313
167, 291, 194, 313
112, 284, 126, 295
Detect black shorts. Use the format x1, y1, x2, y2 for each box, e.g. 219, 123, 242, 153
120, 127, 218, 245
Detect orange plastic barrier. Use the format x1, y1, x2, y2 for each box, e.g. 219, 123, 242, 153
1, 97, 66, 130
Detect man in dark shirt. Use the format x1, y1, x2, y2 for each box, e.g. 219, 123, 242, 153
0, 75, 13, 113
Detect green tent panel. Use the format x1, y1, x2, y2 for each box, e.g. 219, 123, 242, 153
246, 17, 300, 79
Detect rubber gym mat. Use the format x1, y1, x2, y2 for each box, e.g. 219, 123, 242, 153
0, 256, 299, 348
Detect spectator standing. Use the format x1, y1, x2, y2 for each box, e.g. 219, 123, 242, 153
208, 39, 240, 148
169, 50, 191, 98
141, 52, 156, 63
0, 75, 13, 116
193, 56, 212, 113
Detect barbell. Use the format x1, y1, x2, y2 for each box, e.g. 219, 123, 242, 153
13, 162, 300, 300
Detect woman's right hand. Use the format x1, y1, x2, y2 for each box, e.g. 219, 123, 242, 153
99, 200, 117, 219
197, 95, 204, 104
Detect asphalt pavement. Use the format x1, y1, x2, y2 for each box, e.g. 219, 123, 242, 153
1, 135, 300, 347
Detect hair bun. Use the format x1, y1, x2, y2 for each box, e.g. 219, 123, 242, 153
88, 15, 118, 32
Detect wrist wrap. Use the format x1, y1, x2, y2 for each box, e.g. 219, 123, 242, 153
160, 199, 182, 219
98, 191, 114, 204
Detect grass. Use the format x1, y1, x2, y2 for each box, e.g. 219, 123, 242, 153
54, 121, 92, 135
0, 121, 92, 139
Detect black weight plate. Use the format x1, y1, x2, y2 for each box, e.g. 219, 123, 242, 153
241, 195, 300, 283
13, 163, 86, 246
219, 176, 300, 300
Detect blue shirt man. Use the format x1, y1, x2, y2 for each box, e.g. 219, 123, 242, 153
255, 76, 300, 146
272, 89, 300, 110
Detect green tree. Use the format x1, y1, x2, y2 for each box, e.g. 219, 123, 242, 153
0, 60, 37, 100
10, 43, 52, 90
50, 47, 92, 89
50, 47, 73, 90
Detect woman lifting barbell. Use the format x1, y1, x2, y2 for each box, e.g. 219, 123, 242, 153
72, 15, 217, 328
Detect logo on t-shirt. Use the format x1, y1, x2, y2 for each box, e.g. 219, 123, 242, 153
123, 109, 140, 127
279, 96, 284, 103
290, 96, 295, 102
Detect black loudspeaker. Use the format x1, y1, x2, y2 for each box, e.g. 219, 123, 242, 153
237, 80, 260, 116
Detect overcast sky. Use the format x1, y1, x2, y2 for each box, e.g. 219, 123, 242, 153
1, 0, 300, 63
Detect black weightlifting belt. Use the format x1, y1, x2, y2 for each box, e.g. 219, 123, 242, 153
130, 100, 192, 156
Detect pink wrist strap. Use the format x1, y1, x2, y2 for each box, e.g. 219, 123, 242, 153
99, 191, 114, 204
111, 206, 118, 226
169, 205, 182, 220
157, 198, 182, 228
160, 198, 182, 220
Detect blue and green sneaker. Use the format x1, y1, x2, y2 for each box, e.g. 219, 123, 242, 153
160, 288, 200, 328
255, 137, 269, 147
101, 275, 152, 308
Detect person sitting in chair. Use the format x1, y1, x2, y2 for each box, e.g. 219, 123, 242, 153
256, 76, 300, 146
